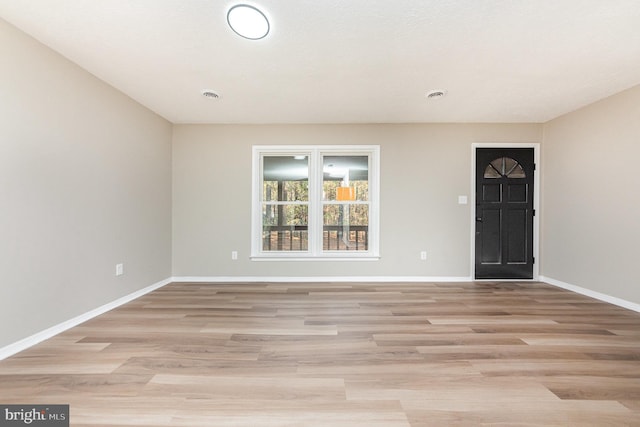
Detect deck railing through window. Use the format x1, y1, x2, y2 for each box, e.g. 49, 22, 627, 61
262, 225, 368, 251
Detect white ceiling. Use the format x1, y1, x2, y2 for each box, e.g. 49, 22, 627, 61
1, 0, 640, 124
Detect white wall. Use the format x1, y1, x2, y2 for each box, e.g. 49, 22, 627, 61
541, 84, 640, 305
0, 19, 173, 348
172, 123, 542, 278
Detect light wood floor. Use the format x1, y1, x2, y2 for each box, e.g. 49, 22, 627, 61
1, 282, 640, 426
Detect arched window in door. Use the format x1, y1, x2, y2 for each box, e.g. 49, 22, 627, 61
484, 157, 526, 178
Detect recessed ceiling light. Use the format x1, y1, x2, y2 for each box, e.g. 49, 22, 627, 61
227, 4, 270, 40
426, 90, 447, 99
202, 90, 221, 99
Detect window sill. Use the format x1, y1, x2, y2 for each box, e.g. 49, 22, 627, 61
250, 255, 380, 262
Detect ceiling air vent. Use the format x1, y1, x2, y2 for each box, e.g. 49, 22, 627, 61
426, 90, 447, 99
202, 90, 221, 99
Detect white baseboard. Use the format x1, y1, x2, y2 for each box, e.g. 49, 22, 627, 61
0, 277, 172, 361
540, 275, 640, 313
171, 276, 474, 283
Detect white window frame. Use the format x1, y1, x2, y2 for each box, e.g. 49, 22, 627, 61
251, 145, 380, 260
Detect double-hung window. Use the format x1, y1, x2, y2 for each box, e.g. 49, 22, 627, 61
252, 145, 380, 259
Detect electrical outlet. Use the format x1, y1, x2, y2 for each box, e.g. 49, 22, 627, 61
115, 263, 124, 276
420, 251, 427, 261
231, 251, 238, 260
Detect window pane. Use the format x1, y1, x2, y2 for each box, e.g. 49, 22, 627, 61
490, 158, 505, 175
507, 164, 526, 178
485, 157, 526, 179
262, 204, 308, 251
323, 155, 368, 201
263, 156, 308, 201
484, 165, 502, 178
323, 204, 368, 251
503, 157, 518, 175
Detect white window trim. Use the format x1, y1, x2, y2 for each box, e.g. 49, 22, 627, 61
251, 145, 380, 260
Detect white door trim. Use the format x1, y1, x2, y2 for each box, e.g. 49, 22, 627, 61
471, 143, 540, 280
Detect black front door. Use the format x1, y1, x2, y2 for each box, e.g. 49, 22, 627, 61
475, 148, 534, 279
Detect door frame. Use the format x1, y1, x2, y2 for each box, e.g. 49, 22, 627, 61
470, 143, 540, 280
